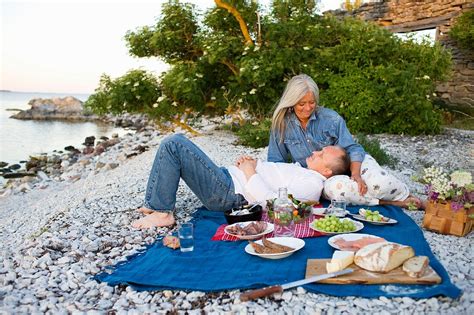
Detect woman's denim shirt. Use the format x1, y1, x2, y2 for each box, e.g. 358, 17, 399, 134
267, 107, 365, 167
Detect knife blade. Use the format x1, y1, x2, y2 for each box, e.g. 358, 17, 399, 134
239, 268, 354, 302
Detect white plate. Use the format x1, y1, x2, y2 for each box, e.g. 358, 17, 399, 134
312, 207, 350, 217
224, 221, 274, 240
351, 214, 397, 225
328, 233, 387, 251
309, 218, 364, 235
244, 237, 305, 259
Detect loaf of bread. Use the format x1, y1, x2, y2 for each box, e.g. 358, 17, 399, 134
403, 256, 429, 278
354, 242, 414, 272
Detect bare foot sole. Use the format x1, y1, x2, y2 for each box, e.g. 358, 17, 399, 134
137, 207, 154, 215
132, 211, 176, 229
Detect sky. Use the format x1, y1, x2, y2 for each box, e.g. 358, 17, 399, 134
1, 0, 343, 94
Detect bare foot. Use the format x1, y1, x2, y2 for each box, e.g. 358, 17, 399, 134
132, 211, 176, 229
380, 195, 426, 210
400, 196, 426, 210
137, 207, 154, 215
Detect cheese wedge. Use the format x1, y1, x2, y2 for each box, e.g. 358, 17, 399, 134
326, 250, 354, 273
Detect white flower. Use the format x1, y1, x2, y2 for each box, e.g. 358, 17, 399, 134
423, 75, 430, 80
211, 96, 216, 100
303, 46, 310, 50
136, 95, 141, 100
238, 98, 243, 103
252, 65, 259, 70
133, 82, 140, 87
239, 67, 245, 72
254, 45, 260, 51
195, 73, 203, 78
450, 171, 472, 187
157, 95, 166, 102
172, 101, 178, 107
241, 92, 247, 96
184, 78, 189, 82
249, 88, 257, 95
153, 103, 159, 108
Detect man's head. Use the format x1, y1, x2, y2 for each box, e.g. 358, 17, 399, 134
306, 146, 350, 178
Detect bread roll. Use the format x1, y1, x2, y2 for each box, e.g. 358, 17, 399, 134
354, 242, 414, 272
403, 256, 429, 278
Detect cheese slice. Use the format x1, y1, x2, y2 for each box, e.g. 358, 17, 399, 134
326, 250, 354, 273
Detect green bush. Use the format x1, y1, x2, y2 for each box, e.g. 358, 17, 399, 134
84, 69, 160, 115
450, 9, 474, 50
232, 118, 272, 148
86, 1, 452, 134
356, 134, 398, 168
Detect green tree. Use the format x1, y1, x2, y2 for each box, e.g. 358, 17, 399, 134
450, 9, 474, 50
86, 0, 452, 135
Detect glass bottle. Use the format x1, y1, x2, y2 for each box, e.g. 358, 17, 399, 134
273, 187, 295, 237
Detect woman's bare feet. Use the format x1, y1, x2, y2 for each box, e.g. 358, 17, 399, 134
402, 195, 426, 210
132, 211, 176, 229
382, 195, 426, 210
137, 207, 154, 215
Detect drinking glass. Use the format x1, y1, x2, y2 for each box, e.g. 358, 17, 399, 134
178, 223, 194, 252
327, 199, 347, 217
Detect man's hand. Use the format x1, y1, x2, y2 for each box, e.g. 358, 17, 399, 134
236, 156, 257, 180
351, 175, 367, 195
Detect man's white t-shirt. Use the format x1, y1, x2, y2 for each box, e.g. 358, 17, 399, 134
227, 160, 326, 204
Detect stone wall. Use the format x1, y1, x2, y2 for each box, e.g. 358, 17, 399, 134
329, 0, 474, 111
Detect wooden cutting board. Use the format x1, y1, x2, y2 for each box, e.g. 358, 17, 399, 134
305, 259, 442, 285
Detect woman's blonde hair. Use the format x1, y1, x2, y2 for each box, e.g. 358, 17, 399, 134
271, 74, 320, 138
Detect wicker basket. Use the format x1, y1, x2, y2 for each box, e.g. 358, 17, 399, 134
422, 201, 474, 236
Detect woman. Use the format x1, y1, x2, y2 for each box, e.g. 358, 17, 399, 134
133, 134, 350, 229
268, 74, 368, 195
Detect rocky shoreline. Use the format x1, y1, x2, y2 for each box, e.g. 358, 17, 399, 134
0, 124, 472, 313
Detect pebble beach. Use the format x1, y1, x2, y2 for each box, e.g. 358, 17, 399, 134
0, 123, 473, 314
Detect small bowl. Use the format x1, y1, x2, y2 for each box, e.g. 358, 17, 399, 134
224, 204, 263, 224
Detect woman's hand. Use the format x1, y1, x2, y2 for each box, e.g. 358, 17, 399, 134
351, 175, 367, 195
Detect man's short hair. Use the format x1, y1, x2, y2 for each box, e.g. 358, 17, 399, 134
329, 147, 350, 176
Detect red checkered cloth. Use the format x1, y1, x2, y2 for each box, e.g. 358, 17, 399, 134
211, 210, 324, 241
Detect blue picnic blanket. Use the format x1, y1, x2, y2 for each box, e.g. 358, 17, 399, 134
95, 204, 461, 298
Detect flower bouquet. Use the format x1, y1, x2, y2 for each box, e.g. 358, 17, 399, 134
418, 167, 473, 236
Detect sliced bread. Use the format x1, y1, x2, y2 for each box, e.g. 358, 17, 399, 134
402, 256, 429, 278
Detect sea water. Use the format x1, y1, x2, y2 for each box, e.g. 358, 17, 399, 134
0, 91, 127, 165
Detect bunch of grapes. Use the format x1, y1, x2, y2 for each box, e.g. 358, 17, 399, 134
312, 216, 356, 233
363, 210, 382, 222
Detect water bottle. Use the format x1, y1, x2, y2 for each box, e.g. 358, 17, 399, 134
273, 187, 295, 237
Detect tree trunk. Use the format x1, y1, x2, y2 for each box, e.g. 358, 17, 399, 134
215, 0, 253, 46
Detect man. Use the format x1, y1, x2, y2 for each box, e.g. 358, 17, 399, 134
133, 134, 350, 229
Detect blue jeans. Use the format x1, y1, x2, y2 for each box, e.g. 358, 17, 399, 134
144, 134, 246, 212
